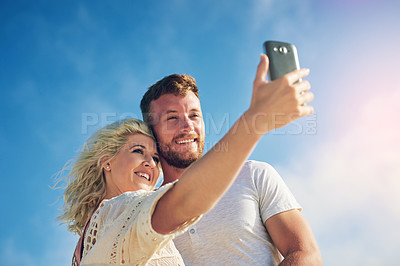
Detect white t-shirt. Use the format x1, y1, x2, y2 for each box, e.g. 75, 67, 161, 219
80, 181, 199, 265
173, 160, 302, 265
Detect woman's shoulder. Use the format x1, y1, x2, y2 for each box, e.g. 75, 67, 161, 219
100, 181, 178, 214
89, 181, 178, 235
98, 190, 149, 215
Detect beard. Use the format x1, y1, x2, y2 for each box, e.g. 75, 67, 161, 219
158, 138, 204, 169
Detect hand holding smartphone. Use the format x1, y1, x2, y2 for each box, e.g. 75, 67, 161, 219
263, 41, 301, 82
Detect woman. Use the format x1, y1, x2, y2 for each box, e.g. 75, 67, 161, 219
59, 56, 313, 265
60, 119, 194, 265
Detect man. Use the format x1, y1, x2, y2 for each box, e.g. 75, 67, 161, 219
140, 54, 322, 265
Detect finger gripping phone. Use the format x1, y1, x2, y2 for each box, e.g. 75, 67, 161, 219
263, 41, 300, 81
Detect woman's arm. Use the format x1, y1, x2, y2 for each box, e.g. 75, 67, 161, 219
152, 54, 314, 234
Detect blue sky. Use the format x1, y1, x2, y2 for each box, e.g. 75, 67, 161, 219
1, 0, 400, 265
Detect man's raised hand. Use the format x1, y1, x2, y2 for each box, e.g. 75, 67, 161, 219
246, 54, 314, 134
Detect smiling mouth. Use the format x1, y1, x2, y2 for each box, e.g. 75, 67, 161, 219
135, 172, 151, 181
176, 138, 197, 144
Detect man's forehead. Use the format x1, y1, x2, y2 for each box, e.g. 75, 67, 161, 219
150, 92, 201, 114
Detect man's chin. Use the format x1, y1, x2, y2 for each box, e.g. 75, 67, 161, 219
159, 141, 204, 169
161, 150, 203, 169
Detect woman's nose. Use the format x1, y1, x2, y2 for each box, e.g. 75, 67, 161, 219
143, 155, 156, 168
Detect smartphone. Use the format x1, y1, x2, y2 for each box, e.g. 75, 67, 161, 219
263, 41, 300, 81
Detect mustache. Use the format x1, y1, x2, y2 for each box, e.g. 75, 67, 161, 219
172, 133, 199, 141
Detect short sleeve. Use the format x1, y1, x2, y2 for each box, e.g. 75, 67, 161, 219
81, 181, 201, 265
251, 161, 302, 224
120, 181, 201, 264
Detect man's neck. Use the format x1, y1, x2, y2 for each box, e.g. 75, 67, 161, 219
161, 160, 186, 185
160, 160, 187, 185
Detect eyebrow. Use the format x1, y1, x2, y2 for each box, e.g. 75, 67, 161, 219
165, 110, 178, 115
163, 108, 202, 115
129, 144, 146, 149
129, 144, 159, 157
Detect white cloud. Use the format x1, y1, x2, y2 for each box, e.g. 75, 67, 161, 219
279, 89, 400, 265
41, 224, 78, 266
0, 220, 79, 266
1, 237, 36, 266
249, 0, 314, 39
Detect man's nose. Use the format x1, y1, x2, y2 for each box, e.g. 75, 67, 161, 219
180, 116, 194, 132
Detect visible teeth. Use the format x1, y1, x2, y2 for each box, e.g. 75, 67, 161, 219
177, 139, 195, 144
137, 172, 150, 181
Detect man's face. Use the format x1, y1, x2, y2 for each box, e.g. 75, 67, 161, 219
149, 92, 205, 169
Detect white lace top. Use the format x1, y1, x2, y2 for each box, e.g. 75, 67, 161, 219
80, 181, 200, 265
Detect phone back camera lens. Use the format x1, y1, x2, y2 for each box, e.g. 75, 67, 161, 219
279, 46, 288, 54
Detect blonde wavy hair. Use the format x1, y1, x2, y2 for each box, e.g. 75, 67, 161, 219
57, 118, 155, 236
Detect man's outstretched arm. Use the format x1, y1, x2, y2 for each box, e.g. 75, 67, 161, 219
265, 209, 323, 265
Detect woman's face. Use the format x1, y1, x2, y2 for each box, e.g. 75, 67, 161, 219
105, 133, 160, 196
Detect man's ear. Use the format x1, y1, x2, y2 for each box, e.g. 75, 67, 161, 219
100, 156, 111, 172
